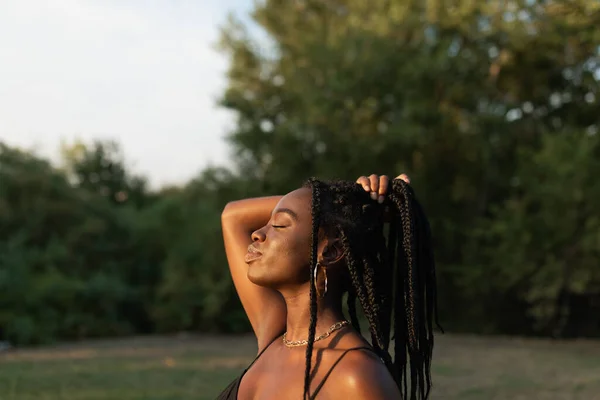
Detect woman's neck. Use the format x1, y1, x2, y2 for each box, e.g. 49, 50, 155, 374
281, 287, 346, 342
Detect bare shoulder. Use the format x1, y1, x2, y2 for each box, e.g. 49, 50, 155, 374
328, 348, 400, 399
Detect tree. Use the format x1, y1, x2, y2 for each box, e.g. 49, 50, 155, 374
0, 143, 139, 343
463, 131, 600, 337
60, 139, 150, 208
218, 0, 600, 335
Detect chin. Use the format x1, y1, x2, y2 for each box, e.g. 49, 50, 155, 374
247, 263, 287, 290
246, 262, 270, 287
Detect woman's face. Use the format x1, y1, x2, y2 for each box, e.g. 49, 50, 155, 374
246, 187, 317, 290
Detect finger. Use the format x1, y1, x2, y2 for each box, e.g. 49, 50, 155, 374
395, 173, 411, 184
368, 174, 379, 200
378, 175, 389, 204
356, 176, 370, 192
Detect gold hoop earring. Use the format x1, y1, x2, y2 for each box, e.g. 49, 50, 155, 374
314, 263, 328, 298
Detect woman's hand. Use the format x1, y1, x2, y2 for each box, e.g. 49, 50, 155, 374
355, 174, 411, 204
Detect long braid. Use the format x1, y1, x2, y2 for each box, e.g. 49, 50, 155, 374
342, 230, 393, 368
340, 231, 373, 332
392, 209, 409, 397
377, 218, 394, 350
411, 196, 431, 395
303, 177, 439, 399
389, 179, 437, 399
393, 180, 421, 399
303, 178, 321, 399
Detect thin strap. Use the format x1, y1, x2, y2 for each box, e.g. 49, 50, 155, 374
246, 333, 283, 370
310, 346, 379, 399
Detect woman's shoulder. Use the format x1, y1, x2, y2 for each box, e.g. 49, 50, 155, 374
324, 346, 400, 399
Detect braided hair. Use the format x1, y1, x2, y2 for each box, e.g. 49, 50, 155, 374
302, 177, 441, 400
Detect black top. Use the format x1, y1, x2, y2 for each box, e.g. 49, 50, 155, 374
216, 334, 281, 400
216, 337, 377, 400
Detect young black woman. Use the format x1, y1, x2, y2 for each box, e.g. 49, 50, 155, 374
218, 173, 439, 400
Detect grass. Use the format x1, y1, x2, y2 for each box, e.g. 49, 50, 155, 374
1, 333, 600, 400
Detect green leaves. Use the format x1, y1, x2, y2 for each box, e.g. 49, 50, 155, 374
218, 0, 600, 336
1, 0, 599, 343
464, 132, 600, 335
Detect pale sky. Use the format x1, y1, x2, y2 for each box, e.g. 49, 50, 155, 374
0, 0, 255, 188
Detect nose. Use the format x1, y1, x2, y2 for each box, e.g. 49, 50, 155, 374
251, 227, 266, 242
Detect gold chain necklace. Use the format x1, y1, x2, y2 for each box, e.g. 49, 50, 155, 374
283, 320, 350, 348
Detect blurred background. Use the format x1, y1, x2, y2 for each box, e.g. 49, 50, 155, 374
1, 0, 599, 399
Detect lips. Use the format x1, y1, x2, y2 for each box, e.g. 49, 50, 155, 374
245, 244, 263, 263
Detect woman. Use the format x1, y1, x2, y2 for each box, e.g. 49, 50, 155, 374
217, 174, 440, 400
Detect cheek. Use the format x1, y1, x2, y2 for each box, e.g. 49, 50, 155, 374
249, 234, 312, 287
287, 237, 312, 270
275, 235, 311, 271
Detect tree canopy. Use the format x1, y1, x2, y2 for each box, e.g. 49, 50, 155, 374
0, 0, 599, 344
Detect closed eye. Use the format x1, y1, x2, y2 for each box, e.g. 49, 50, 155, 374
272, 225, 286, 229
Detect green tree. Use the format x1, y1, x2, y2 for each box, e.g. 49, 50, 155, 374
218, 0, 600, 335
144, 167, 256, 333
463, 131, 600, 336
0, 144, 139, 343
60, 139, 150, 208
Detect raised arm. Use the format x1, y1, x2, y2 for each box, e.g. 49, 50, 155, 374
221, 196, 287, 352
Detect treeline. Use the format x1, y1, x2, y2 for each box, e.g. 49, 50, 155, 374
1, 0, 600, 345
0, 142, 254, 345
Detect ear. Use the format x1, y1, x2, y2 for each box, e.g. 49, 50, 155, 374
320, 238, 345, 266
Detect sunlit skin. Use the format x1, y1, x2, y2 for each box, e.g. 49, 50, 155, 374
221, 174, 409, 399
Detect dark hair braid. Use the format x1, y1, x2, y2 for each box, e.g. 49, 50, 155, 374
346, 290, 361, 334
390, 181, 421, 398
388, 179, 441, 399
341, 232, 385, 350
303, 178, 321, 400
302, 177, 440, 400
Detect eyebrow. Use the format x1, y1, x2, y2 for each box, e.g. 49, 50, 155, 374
272, 208, 299, 221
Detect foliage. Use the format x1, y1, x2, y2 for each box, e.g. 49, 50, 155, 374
0, 144, 249, 344
0, 144, 138, 343
217, 0, 600, 336
462, 132, 600, 336
1, 0, 599, 344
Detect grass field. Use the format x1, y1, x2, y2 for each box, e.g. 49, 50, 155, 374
1, 333, 599, 400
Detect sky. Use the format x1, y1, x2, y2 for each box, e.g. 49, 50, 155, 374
0, 0, 255, 188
